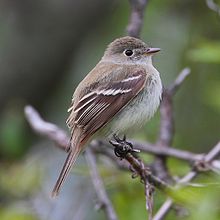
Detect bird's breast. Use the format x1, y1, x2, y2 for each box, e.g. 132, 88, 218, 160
107, 69, 162, 136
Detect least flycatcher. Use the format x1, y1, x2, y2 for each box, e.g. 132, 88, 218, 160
52, 36, 162, 196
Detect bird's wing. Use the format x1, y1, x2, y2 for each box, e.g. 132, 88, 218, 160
71, 69, 147, 143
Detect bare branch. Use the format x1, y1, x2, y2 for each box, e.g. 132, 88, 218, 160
24, 105, 218, 167
125, 153, 170, 190
153, 198, 173, 220
158, 68, 191, 147
109, 138, 171, 190
90, 140, 130, 171
155, 68, 191, 182
153, 142, 220, 220
131, 140, 203, 161
24, 105, 69, 151
23, 105, 210, 164
145, 178, 154, 220
158, 91, 174, 147
168, 68, 191, 95
206, 0, 220, 15
85, 148, 118, 220
127, 0, 149, 37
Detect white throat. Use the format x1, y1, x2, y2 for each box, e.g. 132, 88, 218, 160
101, 56, 153, 66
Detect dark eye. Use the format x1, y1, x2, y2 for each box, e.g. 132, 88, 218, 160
124, 49, 133, 56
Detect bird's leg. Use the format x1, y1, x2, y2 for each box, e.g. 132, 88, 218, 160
109, 134, 140, 158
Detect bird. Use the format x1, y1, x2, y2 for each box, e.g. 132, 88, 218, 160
52, 36, 162, 196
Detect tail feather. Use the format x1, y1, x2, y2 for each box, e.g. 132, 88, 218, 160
51, 146, 81, 197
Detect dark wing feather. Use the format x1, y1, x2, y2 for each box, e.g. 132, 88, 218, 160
72, 69, 147, 143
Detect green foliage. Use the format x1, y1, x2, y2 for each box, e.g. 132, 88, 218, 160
187, 41, 220, 63
167, 175, 220, 220
201, 80, 220, 112
167, 158, 191, 176
0, 107, 30, 159
0, 207, 37, 220
0, 159, 41, 199
111, 173, 148, 220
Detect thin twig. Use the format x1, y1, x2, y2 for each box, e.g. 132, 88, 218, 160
127, 0, 149, 37
117, 152, 171, 190
24, 105, 214, 164
168, 68, 191, 95
85, 148, 118, 220
131, 140, 203, 161
153, 199, 173, 220
154, 68, 191, 182
145, 180, 154, 220
24, 105, 69, 151
153, 142, 220, 220
110, 136, 170, 220
206, 0, 220, 15
158, 68, 191, 147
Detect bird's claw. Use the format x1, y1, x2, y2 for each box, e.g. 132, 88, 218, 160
109, 134, 140, 158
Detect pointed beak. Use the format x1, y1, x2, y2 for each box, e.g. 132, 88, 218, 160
144, 47, 161, 55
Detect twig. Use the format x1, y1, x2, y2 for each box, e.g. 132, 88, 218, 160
154, 68, 191, 182
153, 199, 173, 220
127, 0, 149, 37
85, 148, 118, 220
90, 140, 130, 171
145, 180, 154, 220
206, 0, 220, 15
110, 136, 169, 220
168, 68, 191, 95
124, 153, 170, 190
24, 105, 219, 169
158, 68, 191, 147
24, 105, 69, 151
130, 140, 203, 161
153, 142, 220, 220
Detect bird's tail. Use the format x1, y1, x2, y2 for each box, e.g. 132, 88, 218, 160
51, 145, 81, 197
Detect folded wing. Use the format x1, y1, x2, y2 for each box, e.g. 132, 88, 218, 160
70, 69, 147, 143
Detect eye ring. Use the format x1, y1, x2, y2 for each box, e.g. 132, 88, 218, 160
124, 49, 133, 57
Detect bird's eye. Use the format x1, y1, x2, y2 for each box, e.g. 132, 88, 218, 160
124, 49, 133, 56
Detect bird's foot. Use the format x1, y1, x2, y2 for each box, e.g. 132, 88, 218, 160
109, 134, 140, 159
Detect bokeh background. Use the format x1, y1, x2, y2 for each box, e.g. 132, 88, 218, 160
0, 0, 220, 219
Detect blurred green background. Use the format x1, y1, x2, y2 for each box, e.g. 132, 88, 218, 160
0, 0, 220, 219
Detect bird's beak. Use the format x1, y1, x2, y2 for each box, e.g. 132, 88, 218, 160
144, 47, 161, 55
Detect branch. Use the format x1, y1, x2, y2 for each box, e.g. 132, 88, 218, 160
158, 68, 191, 147
85, 148, 118, 220
168, 68, 191, 95
206, 0, 220, 15
131, 140, 203, 161
127, 0, 149, 37
124, 152, 170, 190
24, 105, 209, 164
24, 101, 220, 220
154, 68, 191, 182
153, 142, 220, 220
24, 105, 69, 151
109, 136, 172, 219
24, 104, 220, 174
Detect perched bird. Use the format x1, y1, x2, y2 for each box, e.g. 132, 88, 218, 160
52, 36, 162, 196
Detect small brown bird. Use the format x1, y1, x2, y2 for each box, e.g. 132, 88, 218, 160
52, 36, 162, 196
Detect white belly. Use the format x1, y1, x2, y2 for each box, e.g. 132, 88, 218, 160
107, 71, 162, 136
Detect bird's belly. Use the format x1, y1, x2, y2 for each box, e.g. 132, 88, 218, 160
106, 80, 162, 136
